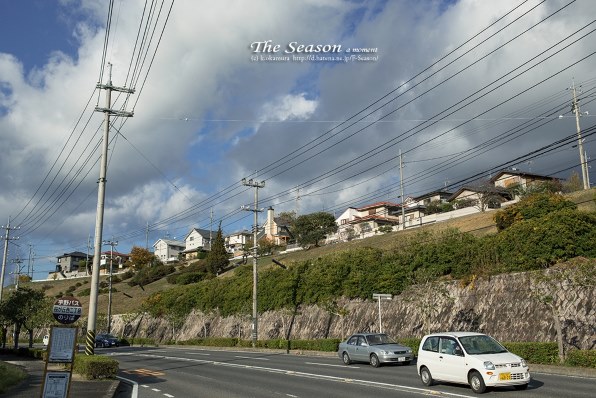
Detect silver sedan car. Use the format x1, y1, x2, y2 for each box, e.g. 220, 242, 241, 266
338, 333, 414, 367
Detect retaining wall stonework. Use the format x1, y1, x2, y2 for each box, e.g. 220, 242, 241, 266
111, 269, 595, 349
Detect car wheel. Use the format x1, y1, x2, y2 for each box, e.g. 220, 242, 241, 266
342, 352, 352, 365
370, 353, 381, 368
420, 366, 434, 386
469, 371, 487, 394
514, 384, 529, 391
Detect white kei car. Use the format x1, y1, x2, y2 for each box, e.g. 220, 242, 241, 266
417, 332, 531, 394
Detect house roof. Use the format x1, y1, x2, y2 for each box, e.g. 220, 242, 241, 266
57, 251, 89, 259
447, 185, 512, 202
489, 169, 557, 183
412, 190, 453, 201
153, 238, 185, 247
100, 251, 129, 258
184, 228, 214, 240
356, 201, 401, 211
225, 230, 251, 238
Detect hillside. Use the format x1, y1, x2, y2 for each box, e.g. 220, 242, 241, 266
21, 188, 596, 318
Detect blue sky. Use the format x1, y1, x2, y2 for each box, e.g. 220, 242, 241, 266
0, 0, 595, 282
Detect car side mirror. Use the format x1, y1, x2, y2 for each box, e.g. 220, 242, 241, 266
454, 347, 463, 356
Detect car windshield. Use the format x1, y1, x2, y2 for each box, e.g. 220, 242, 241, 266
459, 335, 508, 355
366, 334, 396, 345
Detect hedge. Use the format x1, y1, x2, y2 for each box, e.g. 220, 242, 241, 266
565, 349, 596, 368
503, 342, 559, 365
73, 354, 118, 379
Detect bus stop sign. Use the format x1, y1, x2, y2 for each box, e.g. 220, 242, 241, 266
52, 296, 82, 324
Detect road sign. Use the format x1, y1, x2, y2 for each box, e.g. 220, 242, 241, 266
52, 297, 82, 324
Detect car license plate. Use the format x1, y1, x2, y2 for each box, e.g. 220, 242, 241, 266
499, 372, 511, 381
397, 357, 406, 362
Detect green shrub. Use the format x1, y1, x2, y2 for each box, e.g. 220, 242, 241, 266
503, 342, 559, 364
128, 264, 176, 287
494, 192, 577, 231
78, 288, 91, 296
121, 269, 134, 280
565, 349, 596, 368
73, 354, 118, 379
398, 338, 421, 356
111, 276, 122, 284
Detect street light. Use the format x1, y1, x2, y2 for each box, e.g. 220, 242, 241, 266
372, 293, 392, 333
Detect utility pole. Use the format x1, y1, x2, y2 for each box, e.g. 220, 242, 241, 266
1, 217, 19, 302
569, 80, 590, 190
295, 188, 301, 216
27, 244, 34, 279
11, 258, 24, 290
86, 63, 133, 356
399, 150, 406, 230
103, 239, 117, 335
210, 208, 214, 250
241, 177, 265, 347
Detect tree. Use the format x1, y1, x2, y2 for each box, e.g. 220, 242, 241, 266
293, 212, 338, 248
258, 237, 276, 256
276, 211, 297, 229
494, 192, 577, 231
562, 171, 583, 193
0, 287, 46, 349
205, 224, 229, 274
425, 200, 454, 215
529, 259, 596, 363
129, 246, 160, 268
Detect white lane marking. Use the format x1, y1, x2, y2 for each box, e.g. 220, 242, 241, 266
151, 388, 161, 392
164, 394, 175, 397
305, 362, 360, 368
116, 376, 139, 398
132, 353, 475, 397
186, 352, 211, 356
286, 395, 298, 398
141, 385, 149, 388
235, 355, 270, 361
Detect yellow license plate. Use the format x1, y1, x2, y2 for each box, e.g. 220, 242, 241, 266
499, 372, 511, 381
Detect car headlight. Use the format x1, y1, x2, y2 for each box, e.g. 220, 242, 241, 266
483, 361, 495, 370
406, 349, 412, 353
521, 358, 527, 367
379, 350, 389, 355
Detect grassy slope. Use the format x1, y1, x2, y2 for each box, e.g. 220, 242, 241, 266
21, 189, 596, 316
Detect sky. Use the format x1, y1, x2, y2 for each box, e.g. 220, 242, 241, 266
0, 0, 595, 282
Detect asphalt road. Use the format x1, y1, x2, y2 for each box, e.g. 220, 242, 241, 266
105, 346, 594, 398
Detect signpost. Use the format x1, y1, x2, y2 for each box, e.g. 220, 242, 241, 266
52, 297, 82, 324
372, 293, 392, 333
41, 296, 81, 398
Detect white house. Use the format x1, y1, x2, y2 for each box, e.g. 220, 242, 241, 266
490, 169, 559, 190
153, 238, 185, 263
327, 202, 401, 243
225, 230, 252, 256
182, 228, 214, 260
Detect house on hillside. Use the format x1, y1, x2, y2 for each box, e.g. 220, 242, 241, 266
225, 230, 252, 257
259, 207, 294, 246
410, 190, 453, 207
448, 185, 513, 210
490, 169, 559, 191
100, 251, 130, 271
56, 251, 91, 273
182, 228, 214, 260
153, 238, 185, 263
328, 202, 402, 242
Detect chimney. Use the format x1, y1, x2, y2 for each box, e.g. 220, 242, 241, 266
267, 207, 275, 238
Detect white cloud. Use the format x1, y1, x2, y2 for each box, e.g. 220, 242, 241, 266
1, 0, 595, 276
